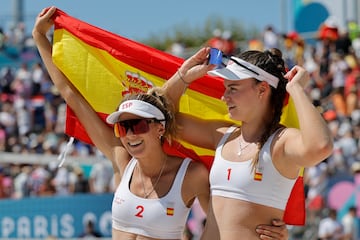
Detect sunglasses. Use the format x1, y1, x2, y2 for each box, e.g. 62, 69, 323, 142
114, 119, 160, 138
208, 47, 280, 88
209, 48, 259, 76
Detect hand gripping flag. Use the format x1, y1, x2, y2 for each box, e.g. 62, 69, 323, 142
51, 8, 305, 225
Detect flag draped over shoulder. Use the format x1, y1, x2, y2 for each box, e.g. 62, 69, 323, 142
51, 9, 304, 225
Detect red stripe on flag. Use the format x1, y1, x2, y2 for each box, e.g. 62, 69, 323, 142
52, 9, 224, 100
283, 175, 305, 225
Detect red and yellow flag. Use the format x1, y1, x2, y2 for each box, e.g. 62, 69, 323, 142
166, 207, 175, 216
51, 9, 304, 225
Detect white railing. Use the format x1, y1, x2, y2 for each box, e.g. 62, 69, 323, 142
0, 152, 104, 166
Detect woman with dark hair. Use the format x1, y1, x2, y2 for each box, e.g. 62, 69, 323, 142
162, 47, 333, 239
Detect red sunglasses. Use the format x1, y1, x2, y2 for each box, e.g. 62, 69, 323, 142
114, 119, 160, 138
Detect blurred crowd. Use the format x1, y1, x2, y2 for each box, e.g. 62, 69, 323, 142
0, 22, 114, 200
1, 17, 360, 239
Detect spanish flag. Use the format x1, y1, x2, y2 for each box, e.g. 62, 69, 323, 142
254, 172, 263, 181
51, 8, 304, 225
166, 208, 175, 216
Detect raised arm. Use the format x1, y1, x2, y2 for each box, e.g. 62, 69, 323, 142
282, 65, 333, 167
162, 48, 232, 150
163, 47, 212, 111
32, 7, 129, 172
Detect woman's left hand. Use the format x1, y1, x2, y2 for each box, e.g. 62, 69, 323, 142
33, 6, 56, 37
284, 65, 310, 91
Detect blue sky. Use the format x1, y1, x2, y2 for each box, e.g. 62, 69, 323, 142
1, 0, 292, 41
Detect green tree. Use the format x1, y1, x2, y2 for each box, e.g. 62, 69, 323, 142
140, 15, 261, 54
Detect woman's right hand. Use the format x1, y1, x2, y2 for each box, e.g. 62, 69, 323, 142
177, 47, 215, 84
256, 219, 289, 240
32, 6, 57, 38
162, 47, 215, 111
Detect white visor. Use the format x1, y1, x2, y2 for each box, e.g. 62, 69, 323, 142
208, 56, 279, 88
106, 99, 165, 124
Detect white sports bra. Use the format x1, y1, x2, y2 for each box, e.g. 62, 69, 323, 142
112, 157, 191, 239
209, 126, 296, 210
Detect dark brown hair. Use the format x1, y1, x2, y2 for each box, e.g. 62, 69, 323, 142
237, 48, 287, 170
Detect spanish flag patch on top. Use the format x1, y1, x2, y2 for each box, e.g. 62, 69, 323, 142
254, 165, 263, 181
166, 208, 174, 216
254, 172, 263, 181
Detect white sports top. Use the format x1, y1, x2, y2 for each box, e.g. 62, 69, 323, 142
210, 126, 296, 210
112, 157, 191, 239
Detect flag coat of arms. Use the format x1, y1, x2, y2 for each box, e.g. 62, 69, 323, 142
51, 8, 305, 225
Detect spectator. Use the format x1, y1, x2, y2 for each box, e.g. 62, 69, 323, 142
335, 29, 352, 56
336, 120, 358, 167
28, 164, 51, 196
169, 39, 186, 58
52, 166, 72, 196
263, 25, 279, 50
0, 101, 16, 135
72, 167, 90, 193
318, 208, 344, 239
14, 62, 32, 99
31, 62, 44, 96
37, 176, 56, 196
351, 32, 360, 59
14, 98, 31, 137
205, 28, 225, 51
304, 162, 328, 223
221, 30, 236, 55
341, 206, 358, 240
88, 160, 113, 194
0, 66, 15, 94
329, 52, 349, 118
78, 220, 102, 238
2, 175, 13, 198
13, 165, 32, 198
0, 27, 5, 50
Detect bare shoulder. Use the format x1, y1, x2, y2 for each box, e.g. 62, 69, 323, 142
217, 123, 238, 134
183, 159, 210, 208
187, 160, 209, 176
184, 160, 209, 188
273, 127, 299, 146
277, 127, 298, 138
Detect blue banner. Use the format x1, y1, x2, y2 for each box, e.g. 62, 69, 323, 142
0, 194, 113, 239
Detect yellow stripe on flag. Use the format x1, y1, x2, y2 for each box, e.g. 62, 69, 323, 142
53, 29, 164, 114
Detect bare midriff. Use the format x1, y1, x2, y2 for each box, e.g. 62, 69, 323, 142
112, 228, 179, 240
203, 196, 284, 240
